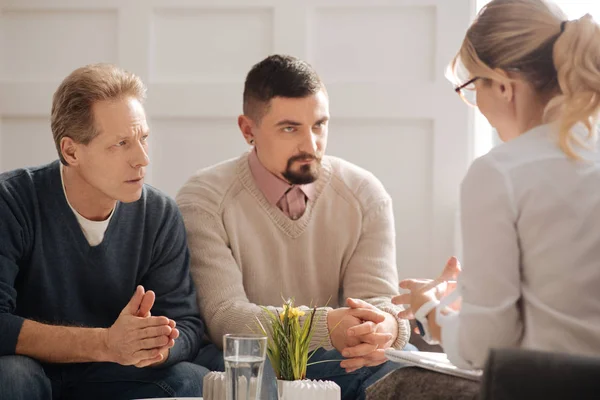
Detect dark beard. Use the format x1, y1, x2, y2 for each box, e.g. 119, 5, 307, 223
282, 153, 322, 185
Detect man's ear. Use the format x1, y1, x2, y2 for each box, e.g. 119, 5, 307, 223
238, 115, 256, 145
60, 137, 80, 166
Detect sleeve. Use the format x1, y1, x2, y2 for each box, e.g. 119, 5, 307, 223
0, 191, 27, 356
141, 203, 205, 366
341, 196, 410, 350
178, 203, 333, 351
442, 155, 523, 369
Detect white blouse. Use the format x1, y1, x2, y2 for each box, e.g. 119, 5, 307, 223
441, 123, 600, 369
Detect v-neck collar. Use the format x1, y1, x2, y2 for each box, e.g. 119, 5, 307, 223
238, 153, 332, 239
48, 161, 121, 253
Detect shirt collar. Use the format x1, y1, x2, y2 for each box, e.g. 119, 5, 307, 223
248, 149, 316, 205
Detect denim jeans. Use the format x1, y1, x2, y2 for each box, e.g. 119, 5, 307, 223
195, 343, 415, 400
0, 355, 209, 400
303, 347, 410, 400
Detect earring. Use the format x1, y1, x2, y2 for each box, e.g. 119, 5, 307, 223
249, 139, 255, 145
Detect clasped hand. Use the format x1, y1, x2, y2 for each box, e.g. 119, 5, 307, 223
328, 298, 398, 373
105, 285, 178, 367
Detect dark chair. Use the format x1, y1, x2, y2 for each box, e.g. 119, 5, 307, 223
479, 348, 600, 400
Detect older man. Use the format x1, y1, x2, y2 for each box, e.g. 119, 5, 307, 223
0, 64, 207, 400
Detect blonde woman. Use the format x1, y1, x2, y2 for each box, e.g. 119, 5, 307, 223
393, 0, 600, 369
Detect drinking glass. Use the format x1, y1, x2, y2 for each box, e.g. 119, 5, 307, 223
224, 334, 267, 400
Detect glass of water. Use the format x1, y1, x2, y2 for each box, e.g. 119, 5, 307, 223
224, 333, 267, 400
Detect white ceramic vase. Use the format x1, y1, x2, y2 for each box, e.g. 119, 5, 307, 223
277, 379, 340, 400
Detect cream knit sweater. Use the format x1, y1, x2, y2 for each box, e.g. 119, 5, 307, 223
176, 152, 409, 351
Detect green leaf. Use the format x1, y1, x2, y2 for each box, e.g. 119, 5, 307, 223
256, 299, 330, 381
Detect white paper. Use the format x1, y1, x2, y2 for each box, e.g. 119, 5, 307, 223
384, 350, 483, 381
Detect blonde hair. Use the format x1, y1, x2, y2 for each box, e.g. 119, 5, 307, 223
450, 0, 600, 159
51, 63, 147, 165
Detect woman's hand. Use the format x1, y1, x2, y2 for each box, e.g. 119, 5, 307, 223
393, 256, 462, 320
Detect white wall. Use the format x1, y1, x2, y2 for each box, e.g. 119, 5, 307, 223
0, 0, 474, 279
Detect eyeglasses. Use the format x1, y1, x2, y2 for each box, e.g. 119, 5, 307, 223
454, 77, 480, 107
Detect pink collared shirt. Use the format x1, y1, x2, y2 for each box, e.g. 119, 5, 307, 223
248, 150, 315, 220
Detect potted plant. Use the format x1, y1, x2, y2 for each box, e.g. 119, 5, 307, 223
256, 299, 340, 400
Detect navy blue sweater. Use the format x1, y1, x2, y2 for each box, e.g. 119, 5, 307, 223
0, 161, 204, 366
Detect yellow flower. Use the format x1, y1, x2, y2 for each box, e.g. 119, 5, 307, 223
280, 305, 306, 321
291, 308, 306, 318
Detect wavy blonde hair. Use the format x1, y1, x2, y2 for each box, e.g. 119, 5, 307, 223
450, 0, 600, 159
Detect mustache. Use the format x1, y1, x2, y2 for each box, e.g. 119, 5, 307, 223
287, 153, 321, 164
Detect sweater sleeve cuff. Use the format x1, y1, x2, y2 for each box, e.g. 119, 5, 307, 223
378, 304, 410, 350
159, 323, 201, 367
308, 307, 333, 351
160, 336, 186, 367
0, 314, 25, 356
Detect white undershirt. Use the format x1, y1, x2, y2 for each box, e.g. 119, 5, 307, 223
60, 165, 113, 246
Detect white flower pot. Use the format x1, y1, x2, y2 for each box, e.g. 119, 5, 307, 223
277, 379, 340, 400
